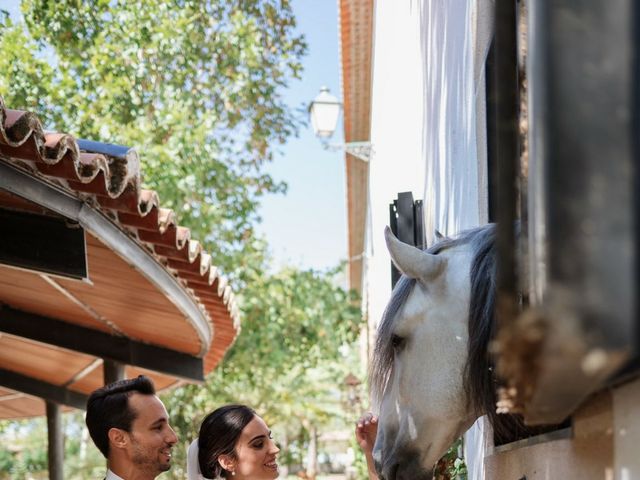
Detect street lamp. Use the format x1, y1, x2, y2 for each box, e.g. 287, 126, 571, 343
309, 86, 341, 138
309, 86, 373, 162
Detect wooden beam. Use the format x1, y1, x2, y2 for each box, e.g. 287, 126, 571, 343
0, 369, 87, 409
0, 305, 205, 381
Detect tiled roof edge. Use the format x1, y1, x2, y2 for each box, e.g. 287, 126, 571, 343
0, 96, 240, 373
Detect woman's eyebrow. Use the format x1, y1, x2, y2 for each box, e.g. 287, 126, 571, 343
249, 433, 267, 442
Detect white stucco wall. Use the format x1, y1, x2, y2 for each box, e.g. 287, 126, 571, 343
366, 1, 427, 333
367, 0, 492, 345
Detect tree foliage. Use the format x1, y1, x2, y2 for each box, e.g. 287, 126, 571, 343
163, 265, 363, 478
0, 414, 107, 480
0, 0, 307, 278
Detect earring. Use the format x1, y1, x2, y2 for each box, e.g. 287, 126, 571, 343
231, 472, 236, 477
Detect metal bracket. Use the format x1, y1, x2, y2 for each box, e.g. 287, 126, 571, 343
323, 141, 373, 162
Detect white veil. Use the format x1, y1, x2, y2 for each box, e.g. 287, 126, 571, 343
186, 438, 214, 480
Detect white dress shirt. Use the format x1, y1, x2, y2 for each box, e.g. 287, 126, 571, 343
105, 469, 125, 480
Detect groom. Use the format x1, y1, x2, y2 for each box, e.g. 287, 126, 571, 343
85, 375, 178, 480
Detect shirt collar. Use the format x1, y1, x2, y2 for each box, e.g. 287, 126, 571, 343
106, 469, 125, 480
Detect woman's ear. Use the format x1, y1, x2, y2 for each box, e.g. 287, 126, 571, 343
108, 427, 128, 450
218, 454, 236, 473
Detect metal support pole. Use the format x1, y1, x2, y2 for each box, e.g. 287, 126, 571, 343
493, 0, 520, 323
519, 0, 636, 423
389, 192, 427, 288
103, 359, 125, 385
46, 401, 63, 480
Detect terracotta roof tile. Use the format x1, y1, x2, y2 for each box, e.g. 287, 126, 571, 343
339, 0, 373, 295
0, 95, 239, 375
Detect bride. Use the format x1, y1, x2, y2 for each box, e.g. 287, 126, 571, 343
187, 405, 279, 480
187, 404, 378, 479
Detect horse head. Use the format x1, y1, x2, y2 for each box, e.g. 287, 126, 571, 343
371, 225, 497, 479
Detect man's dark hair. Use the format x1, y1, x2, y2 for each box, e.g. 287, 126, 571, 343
198, 404, 256, 478
85, 375, 156, 458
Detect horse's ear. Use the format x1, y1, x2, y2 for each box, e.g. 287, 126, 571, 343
384, 226, 445, 281
434, 229, 445, 242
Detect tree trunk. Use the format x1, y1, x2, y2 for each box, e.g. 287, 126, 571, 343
280, 432, 289, 478
306, 425, 318, 480
79, 421, 89, 462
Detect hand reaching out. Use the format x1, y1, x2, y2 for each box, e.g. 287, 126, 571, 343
355, 412, 379, 479
355, 412, 378, 457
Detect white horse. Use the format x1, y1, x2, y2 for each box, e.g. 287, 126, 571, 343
371, 224, 528, 479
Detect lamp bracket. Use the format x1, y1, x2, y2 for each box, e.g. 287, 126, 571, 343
323, 141, 372, 162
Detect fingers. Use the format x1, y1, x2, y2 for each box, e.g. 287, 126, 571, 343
356, 412, 378, 429
356, 411, 379, 444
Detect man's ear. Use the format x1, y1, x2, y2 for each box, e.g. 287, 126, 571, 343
108, 427, 128, 450
218, 454, 236, 472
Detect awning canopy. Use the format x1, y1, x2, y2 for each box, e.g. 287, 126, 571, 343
0, 96, 240, 419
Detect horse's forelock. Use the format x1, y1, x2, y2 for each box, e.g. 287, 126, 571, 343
465, 223, 534, 443
464, 225, 497, 420
370, 274, 416, 408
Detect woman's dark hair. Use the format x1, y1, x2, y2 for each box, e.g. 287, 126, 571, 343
85, 375, 156, 458
198, 404, 257, 479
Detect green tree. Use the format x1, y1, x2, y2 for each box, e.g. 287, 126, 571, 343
0, 418, 48, 479
0, 0, 307, 278
0, 447, 15, 479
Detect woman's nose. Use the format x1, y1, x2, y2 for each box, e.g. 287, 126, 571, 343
269, 439, 280, 454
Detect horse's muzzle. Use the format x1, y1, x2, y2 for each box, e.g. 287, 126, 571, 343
374, 454, 433, 480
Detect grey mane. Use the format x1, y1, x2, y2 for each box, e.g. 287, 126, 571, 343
370, 224, 527, 442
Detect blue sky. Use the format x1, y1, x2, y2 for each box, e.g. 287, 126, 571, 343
256, 0, 346, 271
4, 0, 347, 271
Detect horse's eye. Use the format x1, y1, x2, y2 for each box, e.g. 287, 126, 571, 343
391, 334, 405, 351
